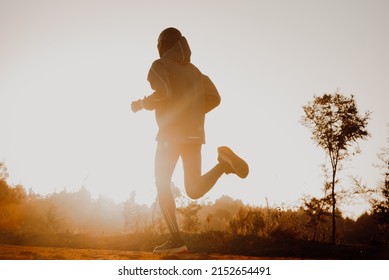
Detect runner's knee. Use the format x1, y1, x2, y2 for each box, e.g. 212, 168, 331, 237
185, 185, 201, 200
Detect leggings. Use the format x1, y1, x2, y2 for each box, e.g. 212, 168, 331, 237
155, 141, 224, 237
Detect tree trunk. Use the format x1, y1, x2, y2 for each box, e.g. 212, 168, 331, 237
331, 169, 336, 244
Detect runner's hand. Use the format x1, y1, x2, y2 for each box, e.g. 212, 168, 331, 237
131, 99, 143, 113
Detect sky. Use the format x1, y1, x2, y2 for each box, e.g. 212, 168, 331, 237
1, 0, 388, 219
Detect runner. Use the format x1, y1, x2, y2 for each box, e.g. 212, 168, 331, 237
131, 27, 249, 253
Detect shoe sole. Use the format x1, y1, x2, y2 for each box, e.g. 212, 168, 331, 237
218, 146, 249, 178
153, 245, 189, 254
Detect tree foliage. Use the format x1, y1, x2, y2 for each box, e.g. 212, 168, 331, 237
371, 159, 389, 241
301, 195, 331, 241
302, 93, 370, 156
0, 162, 9, 181
177, 202, 202, 232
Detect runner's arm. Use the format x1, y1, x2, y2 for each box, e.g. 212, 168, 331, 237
203, 75, 221, 113
142, 60, 170, 110
131, 60, 170, 112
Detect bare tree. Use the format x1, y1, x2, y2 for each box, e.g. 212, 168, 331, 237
301, 92, 370, 243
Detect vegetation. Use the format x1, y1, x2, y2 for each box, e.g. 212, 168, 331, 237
370, 141, 389, 241
301, 92, 370, 243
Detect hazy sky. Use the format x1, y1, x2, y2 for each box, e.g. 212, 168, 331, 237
1, 0, 388, 218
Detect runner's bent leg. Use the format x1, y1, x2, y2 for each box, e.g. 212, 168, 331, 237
181, 143, 224, 199
155, 141, 181, 242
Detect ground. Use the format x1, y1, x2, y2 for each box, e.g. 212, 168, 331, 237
1, 232, 388, 260
0, 244, 290, 260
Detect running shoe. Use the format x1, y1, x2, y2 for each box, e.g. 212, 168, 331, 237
153, 238, 188, 254
217, 146, 249, 178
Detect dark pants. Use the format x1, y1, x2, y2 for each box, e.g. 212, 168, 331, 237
155, 141, 223, 237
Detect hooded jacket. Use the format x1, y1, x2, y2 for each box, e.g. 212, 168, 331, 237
142, 36, 221, 144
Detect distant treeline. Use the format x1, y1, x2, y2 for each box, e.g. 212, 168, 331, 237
0, 177, 387, 246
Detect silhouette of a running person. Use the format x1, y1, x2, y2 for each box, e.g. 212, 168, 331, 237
131, 27, 249, 253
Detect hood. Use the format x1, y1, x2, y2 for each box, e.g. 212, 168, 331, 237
162, 36, 192, 65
